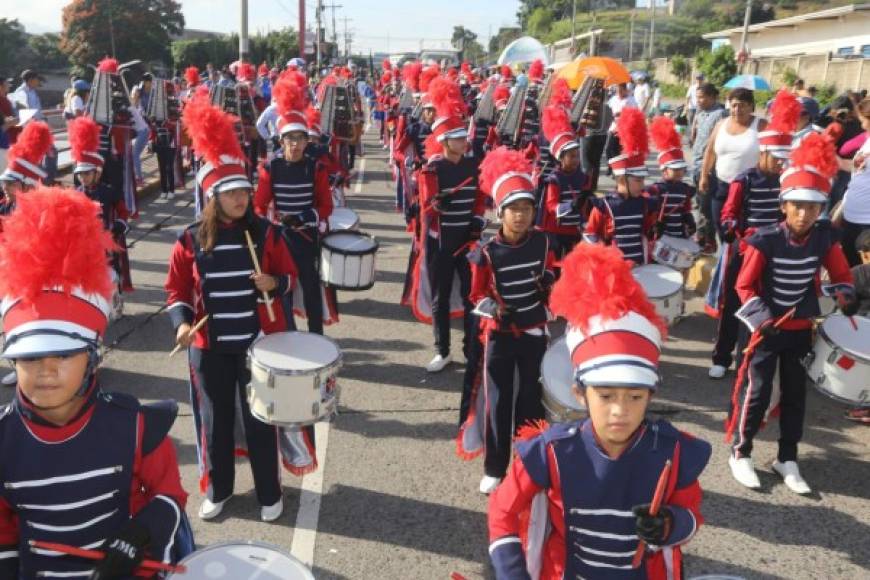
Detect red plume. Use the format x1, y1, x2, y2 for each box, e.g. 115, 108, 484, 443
7, 121, 53, 167
542, 105, 573, 143
68, 116, 101, 162
182, 96, 244, 167
280, 68, 308, 90
500, 64, 513, 79
479, 146, 532, 196
237, 62, 255, 82
823, 121, 843, 143
493, 84, 511, 105
305, 105, 321, 129
382, 58, 392, 71
0, 187, 115, 305
616, 108, 648, 157
258, 62, 269, 77
420, 65, 440, 93
768, 89, 801, 134
790, 131, 838, 180
402, 62, 423, 92
548, 78, 572, 109
460, 61, 472, 77
194, 84, 209, 98
649, 116, 681, 152
97, 57, 119, 73
528, 59, 544, 82
380, 71, 392, 85
184, 66, 200, 87
550, 243, 666, 336
446, 68, 459, 82
273, 75, 307, 117
428, 77, 465, 119
423, 133, 442, 159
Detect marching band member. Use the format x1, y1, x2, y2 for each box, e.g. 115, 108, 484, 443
166, 96, 302, 521
532, 78, 572, 209
254, 74, 334, 334
584, 108, 659, 265
394, 64, 436, 219
0, 187, 190, 579
726, 132, 856, 494
405, 77, 485, 373
539, 100, 588, 256
706, 90, 798, 380
645, 116, 696, 240
488, 243, 711, 579
0, 120, 53, 218
459, 147, 556, 494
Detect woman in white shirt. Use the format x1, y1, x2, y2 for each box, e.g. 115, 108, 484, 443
839, 98, 870, 266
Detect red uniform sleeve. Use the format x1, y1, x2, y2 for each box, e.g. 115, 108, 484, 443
663, 480, 704, 546
488, 456, 544, 541
262, 225, 298, 291
543, 182, 560, 230
135, 437, 188, 510
469, 256, 493, 306
418, 168, 439, 219
735, 244, 766, 305
823, 242, 854, 286
472, 185, 487, 218
584, 206, 608, 242
254, 162, 273, 217
164, 232, 197, 331
720, 179, 745, 230
0, 496, 19, 576
313, 163, 333, 223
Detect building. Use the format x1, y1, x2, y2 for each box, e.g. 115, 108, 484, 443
702, 4, 870, 58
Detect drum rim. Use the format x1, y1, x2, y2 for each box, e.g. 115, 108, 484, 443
323, 279, 376, 292
248, 331, 344, 376
819, 314, 870, 363
321, 230, 379, 255
251, 394, 340, 427
173, 540, 314, 579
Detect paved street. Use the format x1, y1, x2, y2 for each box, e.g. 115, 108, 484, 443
3, 128, 868, 580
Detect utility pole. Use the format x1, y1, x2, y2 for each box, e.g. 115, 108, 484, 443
107, 0, 116, 57
570, 0, 577, 57
739, 0, 753, 73
299, 0, 306, 59
340, 17, 353, 60
316, 0, 322, 71
628, 10, 635, 62
239, 0, 249, 62
648, 0, 656, 61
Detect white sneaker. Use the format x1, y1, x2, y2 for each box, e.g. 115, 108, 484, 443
479, 475, 502, 495
708, 364, 727, 379
198, 497, 229, 520
772, 460, 812, 495
166, 191, 175, 200
729, 456, 761, 489
260, 497, 284, 522
426, 353, 452, 373
1, 371, 17, 387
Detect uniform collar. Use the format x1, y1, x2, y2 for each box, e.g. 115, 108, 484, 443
15, 381, 99, 442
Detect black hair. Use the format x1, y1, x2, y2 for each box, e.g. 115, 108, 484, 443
727, 87, 754, 105
856, 229, 870, 253
698, 83, 719, 98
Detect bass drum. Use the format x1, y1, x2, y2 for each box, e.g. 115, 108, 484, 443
166, 541, 314, 579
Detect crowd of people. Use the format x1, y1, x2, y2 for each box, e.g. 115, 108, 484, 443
0, 50, 867, 579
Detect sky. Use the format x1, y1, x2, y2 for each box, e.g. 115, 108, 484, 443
1, 0, 521, 55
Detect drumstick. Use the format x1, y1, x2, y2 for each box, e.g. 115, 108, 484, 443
631, 459, 672, 569
834, 290, 858, 330
741, 306, 797, 355
244, 230, 277, 323
169, 315, 209, 358
28, 540, 186, 574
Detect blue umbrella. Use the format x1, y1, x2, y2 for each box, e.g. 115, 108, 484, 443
724, 74, 771, 91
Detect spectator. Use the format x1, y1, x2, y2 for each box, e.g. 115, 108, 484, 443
604, 83, 638, 161
633, 74, 651, 115
649, 81, 662, 118
128, 88, 151, 187
792, 96, 821, 145
684, 72, 705, 130
699, 87, 767, 240
845, 229, 870, 425
690, 83, 726, 250
838, 98, 870, 267
10, 70, 57, 185
825, 95, 865, 209
63, 79, 90, 119
0, 76, 19, 173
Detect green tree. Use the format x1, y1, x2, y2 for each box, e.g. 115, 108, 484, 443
25, 34, 70, 70
250, 29, 299, 68
527, 7, 554, 38
722, 1, 776, 26
489, 27, 523, 59
679, 0, 717, 20
171, 37, 235, 70
697, 45, 737, 88
0, 19, 27, 76
670, 54, 691, 83
61, 0, 184, 68
451, 26, 486, 64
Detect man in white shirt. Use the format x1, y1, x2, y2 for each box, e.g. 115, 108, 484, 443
634, 75, 651, 114
684, 73, 705, 131
605, 83, 638, 161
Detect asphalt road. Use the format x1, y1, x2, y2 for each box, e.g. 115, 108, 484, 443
2, 128, 868, 580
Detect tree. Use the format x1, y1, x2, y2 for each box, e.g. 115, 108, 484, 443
171, 37, 235, 70
527, 7, 554, 38
489, 27, 522, 60
723, 1, 776, 27
670, 55, 691, 83
25, 34, 70, 71
679, 0, 717, 21
0, 19, 27, 76
452, 26, 486, 64
250, 29, 299, 69
697, 45, 737, 88
61, 0, 184, 68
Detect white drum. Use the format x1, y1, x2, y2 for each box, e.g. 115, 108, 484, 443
320, 230, 378, 291
328, 207, 360, 231
653, 235, 700, 270
541, 336, 585, 423
632, 264, 684, 326
247, 331, 343, 426
167, 542, 314, 579
804, 314, 870, 407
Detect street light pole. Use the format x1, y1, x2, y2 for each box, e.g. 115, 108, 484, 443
739, 0, 752, 73
239, 0, 249, 62
570, 0, 577, 57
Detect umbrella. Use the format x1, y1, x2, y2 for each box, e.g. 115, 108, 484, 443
724, 74, 771, 91
556, 56, 631, 89
497, 36, 549, 67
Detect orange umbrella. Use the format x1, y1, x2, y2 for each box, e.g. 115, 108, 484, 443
556, 56, 631, 89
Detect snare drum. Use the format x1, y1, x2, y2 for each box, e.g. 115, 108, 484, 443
320, 230, 378, 291
167, 541, 314, 579
247, 331, 343, 426
541, 336, 585, 423
328, 207, 360, 231
632, 264, 684, 325
653, 235, 700, 270
804, 314, 870, 407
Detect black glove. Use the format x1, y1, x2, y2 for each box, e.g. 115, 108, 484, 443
632, 504, 673, 546
89, 520, 150, 580
497, 303, 516, 321
722, 227, 737, 244
840, 298, 859, 317
759, 321, 780, 339
281, 213, 303, 229
111, 221, 127, 237
686, 222, 697, 237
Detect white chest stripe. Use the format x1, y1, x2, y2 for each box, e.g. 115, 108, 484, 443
5, 466, 122, 489
19, 490, 118, 511
28, 509, 118, 532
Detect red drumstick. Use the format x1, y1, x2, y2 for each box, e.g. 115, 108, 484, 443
28, 540, 186, 574
631, 459, 672, 569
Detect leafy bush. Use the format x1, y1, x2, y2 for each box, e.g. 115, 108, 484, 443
697, 45, 737, 88
670, 55, 691, 83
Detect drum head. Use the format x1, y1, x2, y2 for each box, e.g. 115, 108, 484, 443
171, 542, 314, 579
821, 314, 870, 361
542, 337, 584, 411
251, 331, 341, 372
632, 264, 683, 298
328, 207, 360, 231
659, 235, 700, 253
323, 231, 378, 254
